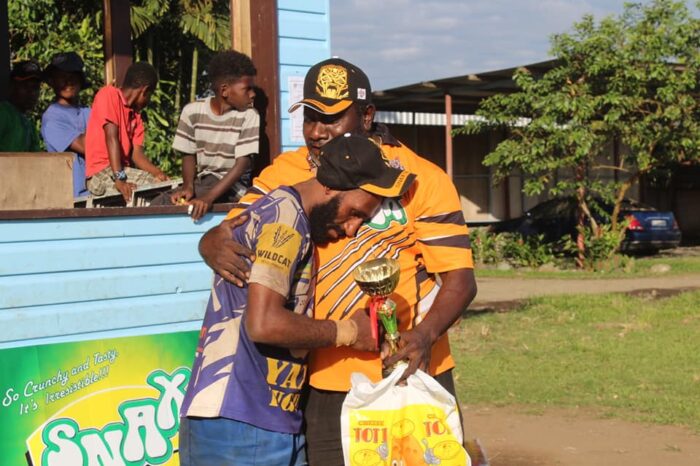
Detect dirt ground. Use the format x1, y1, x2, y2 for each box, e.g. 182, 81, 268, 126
462, 406, 700, 466
461, 249, 700, 465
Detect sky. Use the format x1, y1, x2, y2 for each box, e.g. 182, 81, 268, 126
330, 0, 652, 91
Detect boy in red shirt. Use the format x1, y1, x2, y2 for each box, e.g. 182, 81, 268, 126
85, 62, 167, 202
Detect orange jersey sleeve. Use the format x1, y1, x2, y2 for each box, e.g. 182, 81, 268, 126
225, 148, 314, 219
404, 155, 474, 273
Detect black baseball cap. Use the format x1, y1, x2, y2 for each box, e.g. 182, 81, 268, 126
317, 134, 416, 198
288, 58, 372, 115
10, 60, 42, 81
44, 52, 89, 87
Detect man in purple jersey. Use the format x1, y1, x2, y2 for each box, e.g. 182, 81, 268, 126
179, 134, 416, 466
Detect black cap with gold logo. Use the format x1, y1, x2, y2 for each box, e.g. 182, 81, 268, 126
288, 58, 372, 115
317, 134, 415, 198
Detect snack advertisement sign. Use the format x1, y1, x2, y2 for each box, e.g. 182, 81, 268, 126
0, 332, 198, 466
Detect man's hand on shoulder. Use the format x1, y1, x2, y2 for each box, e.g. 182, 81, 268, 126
199, 215, 255, 286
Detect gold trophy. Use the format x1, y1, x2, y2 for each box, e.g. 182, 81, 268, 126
353, 258, 401, 376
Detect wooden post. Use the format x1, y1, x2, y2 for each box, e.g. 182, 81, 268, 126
231, 0, 252, 56
103, 0, 132, 86
231, 0, 281, 162
0, 0, 9, 101
490, 130, 510, 219
444, 92, 453, 179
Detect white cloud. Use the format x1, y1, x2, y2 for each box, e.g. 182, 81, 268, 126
330, 0, 646, 90
377, 46, 422, 61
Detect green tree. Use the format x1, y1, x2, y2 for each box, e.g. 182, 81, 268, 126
179, 0, 232, 101
8, 0, 104, 128
131, 0, 231, 102
459, 0, 700, 266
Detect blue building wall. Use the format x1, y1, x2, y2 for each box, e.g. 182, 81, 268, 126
0, 213, 226, 350
0, 4, 332, 351
278, 0, 331, 153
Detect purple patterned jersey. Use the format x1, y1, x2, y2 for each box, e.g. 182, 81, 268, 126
180, 186, 314, 433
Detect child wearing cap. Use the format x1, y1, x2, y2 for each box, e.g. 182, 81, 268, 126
0, 60, 42, 152
41, 52, 91, 198
150, 50, 259, 220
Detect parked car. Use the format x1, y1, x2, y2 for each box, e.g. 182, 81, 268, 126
489, 196, 681, 253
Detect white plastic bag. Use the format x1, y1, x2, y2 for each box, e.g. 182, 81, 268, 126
341, 365, 470, 466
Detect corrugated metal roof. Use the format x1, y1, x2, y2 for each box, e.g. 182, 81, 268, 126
372, 59, 559, 114
375, 111, 530, 127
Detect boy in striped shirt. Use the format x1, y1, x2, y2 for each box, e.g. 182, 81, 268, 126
160, 51, 259, 219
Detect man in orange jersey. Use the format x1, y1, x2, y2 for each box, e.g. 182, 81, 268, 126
198, 58, 478, 466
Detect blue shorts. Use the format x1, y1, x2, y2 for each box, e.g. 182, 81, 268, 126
179, 417, 307, 466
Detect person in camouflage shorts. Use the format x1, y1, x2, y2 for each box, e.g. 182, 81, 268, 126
84, 62, 168, 201
86, 166, 161, 197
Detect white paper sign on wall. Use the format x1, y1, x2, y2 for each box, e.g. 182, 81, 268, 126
288, 75, 305, 144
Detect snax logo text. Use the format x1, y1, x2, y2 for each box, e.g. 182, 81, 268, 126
38, 368, 189, 466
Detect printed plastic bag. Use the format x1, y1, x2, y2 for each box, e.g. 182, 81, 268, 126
341, 365, 470, 466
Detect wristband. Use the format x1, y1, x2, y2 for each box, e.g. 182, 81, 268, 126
110, 169, 127, 182
335, 320, 358, 347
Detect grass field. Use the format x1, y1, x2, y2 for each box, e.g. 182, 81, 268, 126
451, 290, 700, 431
475, 255, 700, 279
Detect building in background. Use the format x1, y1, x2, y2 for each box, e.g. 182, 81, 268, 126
372, 61, 699, 240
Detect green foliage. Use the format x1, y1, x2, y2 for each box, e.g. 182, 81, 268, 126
470, 222, 637, 272
9, 0, 231, 175
131, 0, 170, 38
459, 0, 700, 265
470, 228, 556, 268
562, 224, 631, 271
179, 0, 232, 51
131, 0, 231, 102
141, 79, 182, 176
469, 228, 504, 265
501, 233, 556, 268
9, 0, 104, 140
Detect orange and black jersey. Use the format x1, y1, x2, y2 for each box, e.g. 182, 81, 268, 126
227, 136, 473, 391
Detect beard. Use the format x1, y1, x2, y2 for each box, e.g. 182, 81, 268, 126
309, 194, 344, 244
